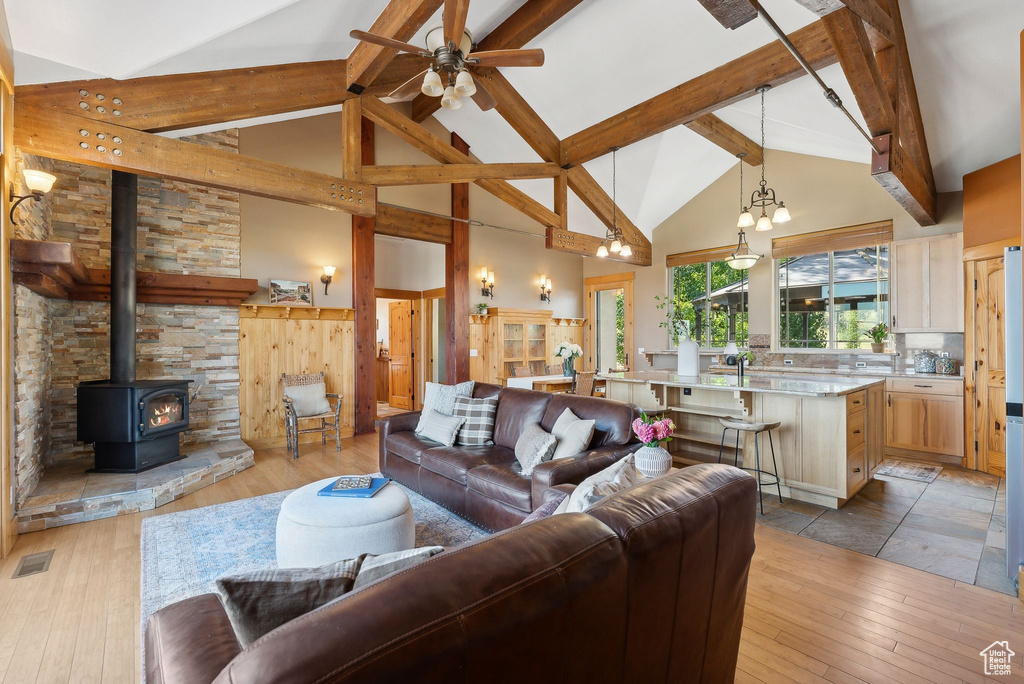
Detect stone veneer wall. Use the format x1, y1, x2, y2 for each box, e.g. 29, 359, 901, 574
13, 131, 243, 487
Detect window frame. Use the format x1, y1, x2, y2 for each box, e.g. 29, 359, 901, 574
667, 260, 750, 351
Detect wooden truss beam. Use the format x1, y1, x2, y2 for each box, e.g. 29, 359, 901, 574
14, 56, 429, 134
352, 116, 377, 435
559, 20, 837, 167
346, 0, 442, 92
411, 0, 588, 122
375, 204, 452, 243
546, 227, 651, 265
684, 114, 763, 166
15, 106, 376, 216
791, 0, 895, 46
871, 133, 934, 225
361, 95, 559, 228
362, 162, 560, 185
822, 7, 894, 137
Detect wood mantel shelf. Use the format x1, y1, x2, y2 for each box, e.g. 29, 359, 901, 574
11, 239, 258, 306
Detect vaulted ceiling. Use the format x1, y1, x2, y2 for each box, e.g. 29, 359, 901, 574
7, 0, 1023, 240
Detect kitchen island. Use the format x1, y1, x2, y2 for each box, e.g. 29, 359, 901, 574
601, 370, 885, 508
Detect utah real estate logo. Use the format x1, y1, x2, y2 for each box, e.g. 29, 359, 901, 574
980, 641, 1014, 676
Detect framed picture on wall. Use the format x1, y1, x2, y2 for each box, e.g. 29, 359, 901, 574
269, 279, 313, 305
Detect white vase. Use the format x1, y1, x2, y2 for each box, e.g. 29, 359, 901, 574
676, 335, 700, 376
635, 445, 672, 478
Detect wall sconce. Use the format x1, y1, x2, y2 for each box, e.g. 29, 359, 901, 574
9, 169, 57, 226
539, 275, 552, 302
479, 267, 494, 299
320, 265, 336, 295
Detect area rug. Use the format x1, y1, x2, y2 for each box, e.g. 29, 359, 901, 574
140, 477, 487, 673
875, 458, 943, 483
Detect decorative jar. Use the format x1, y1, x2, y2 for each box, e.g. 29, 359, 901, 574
635, 445, 672, 478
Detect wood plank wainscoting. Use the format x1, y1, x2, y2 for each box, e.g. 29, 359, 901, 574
238, 304, 356, 446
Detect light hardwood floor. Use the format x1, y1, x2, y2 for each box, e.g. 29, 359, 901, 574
0, 434, 1021, 683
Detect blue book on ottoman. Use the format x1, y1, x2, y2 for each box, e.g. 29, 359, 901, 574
318, 477, 390, 498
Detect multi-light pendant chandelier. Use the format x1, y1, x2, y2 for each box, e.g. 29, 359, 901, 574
726, 84, 790, 270
596, 147, 632, 258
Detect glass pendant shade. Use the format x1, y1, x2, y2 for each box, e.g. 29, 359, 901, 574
454, 70, 476, 97
609, 239, 622, 253
619, 244, 633, 257
596, 244, 609, 258
737, 209, 754, 229
23, 169, 56, 194
725, 229, 761, 271
755, 211, 773, 232
440, 85, 462, 110
773, 203, 791, 223
421, 70, 443, 97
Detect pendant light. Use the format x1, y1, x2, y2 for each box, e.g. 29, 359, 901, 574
595, 147, 632, 258
725, 228, 762, 271
747, 85, 791, 232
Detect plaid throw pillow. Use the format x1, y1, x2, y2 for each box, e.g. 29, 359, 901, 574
453, 395, 499, 446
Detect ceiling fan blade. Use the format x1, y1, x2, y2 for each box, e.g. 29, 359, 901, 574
388, 69, 430, 101
470, 77, 497, 111
444, 0, 471, 47
349, 30, 425, 55
468, 49, 544, 67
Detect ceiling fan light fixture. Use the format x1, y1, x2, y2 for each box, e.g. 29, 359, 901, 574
421, 70, 443, 97
596, 244, 609, 258
773, 202, 791, 223
441, 85, 462, 110
454, 69, 476, 97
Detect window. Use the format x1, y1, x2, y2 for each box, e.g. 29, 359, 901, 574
774, 222, 892, 350
669, 260, 749, 349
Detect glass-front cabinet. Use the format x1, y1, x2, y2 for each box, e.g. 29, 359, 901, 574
468, 309, 583, 385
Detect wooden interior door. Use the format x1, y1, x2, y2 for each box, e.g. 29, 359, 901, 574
388, 300, 413, 410
974, 256, 1007, 476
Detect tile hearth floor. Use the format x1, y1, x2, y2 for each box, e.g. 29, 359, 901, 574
17, 439, 255, 533
754, 462, 1014, 594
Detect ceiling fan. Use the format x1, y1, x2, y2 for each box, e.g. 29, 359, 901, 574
349, 0, 545, 112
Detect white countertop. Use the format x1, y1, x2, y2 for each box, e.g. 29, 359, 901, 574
599, 370, 883, 397
706, 364, 964, 381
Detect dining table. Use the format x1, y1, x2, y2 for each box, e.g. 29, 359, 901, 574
504, 374, 606, 394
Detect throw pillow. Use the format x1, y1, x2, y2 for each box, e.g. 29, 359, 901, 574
415, 410, 466, 447
514, 423, 557, 477
216, 556, 363, 648
520, 492, 568, 524
283, 382, 331, 417
550, 408, 596, 460
417, 381, 475, 432
353, 546, 444, 589
452, 395, 499, 446
554, 455, 638, 515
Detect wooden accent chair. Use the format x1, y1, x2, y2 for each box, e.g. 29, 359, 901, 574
571, 371, 597, 397
281, 371, 343, 459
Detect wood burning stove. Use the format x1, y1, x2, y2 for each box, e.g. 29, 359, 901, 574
76, 171, 193, 473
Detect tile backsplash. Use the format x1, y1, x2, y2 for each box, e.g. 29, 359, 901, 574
744, 332, 964, 373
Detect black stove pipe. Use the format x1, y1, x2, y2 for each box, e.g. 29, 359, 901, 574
110, 171, 137, 385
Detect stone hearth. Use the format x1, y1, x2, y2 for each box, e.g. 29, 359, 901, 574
17, 438, 254, 533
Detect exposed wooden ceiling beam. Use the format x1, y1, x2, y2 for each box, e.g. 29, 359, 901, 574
468, 66, 651, 255
375, 204, 452, 243
346, 0, 442, 92
14, 56, 430, 134
15, 106, 376, 216
871, 133, 934, 225
559, 20, 837, 167
791, 0, 895, 47
697, 0, 758, 30
363, 162, 560, 185
546, 227, 651, 265
361, 95, 559, 228
822, 7, 894, 137
684, 114, 763, 166
411, 0, 588, 122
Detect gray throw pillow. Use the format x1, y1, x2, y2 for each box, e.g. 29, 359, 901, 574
514, 423, 557, 477
416, 409, 466, 447
283, 382, 331, 417
216, 556, 363, 647
417, 381, 475, 432
520, 492, 567, 524
353, 546, 444, 589
452, 395, 499, 446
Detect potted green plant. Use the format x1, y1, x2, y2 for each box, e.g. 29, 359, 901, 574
475, 302, 490, 315
866, 322, 889, 353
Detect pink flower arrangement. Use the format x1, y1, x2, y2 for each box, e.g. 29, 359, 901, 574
632, 413, 675, 447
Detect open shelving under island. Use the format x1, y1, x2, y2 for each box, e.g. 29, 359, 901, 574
601, 370, 885, 508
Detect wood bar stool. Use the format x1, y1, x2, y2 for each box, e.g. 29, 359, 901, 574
717, 418, 783, 515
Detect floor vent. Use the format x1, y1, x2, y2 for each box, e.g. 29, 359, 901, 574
12, 550, 54, 579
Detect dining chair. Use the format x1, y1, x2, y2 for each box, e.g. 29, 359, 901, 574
571, 371, 597, 397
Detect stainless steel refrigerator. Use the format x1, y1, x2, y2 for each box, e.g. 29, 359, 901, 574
1006, 246, 1022, 579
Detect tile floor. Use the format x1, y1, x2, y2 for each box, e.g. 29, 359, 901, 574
754, 462, 1015, 595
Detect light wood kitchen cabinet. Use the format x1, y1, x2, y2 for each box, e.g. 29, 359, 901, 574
891, 233, 964, 332
884, 378, 964, 461
467, 309, 585, 385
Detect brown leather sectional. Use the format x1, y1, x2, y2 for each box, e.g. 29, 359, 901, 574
146, 464, 757, 684
379, 382, 642, 531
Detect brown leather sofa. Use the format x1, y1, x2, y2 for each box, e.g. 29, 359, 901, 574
146, 464, 757, 684
379, 382, 641, 531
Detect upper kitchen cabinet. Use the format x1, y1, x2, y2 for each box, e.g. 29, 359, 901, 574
890, 233, 964, 332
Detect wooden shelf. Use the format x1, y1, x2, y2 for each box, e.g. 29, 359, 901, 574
11, 239, 258, 306
666, 405, 746, 419
672, 429, 740, 448
239, 304, 354, 321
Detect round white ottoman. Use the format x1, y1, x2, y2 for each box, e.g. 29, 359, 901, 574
275, 477, 415, 568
